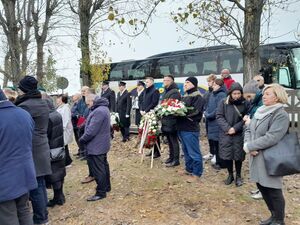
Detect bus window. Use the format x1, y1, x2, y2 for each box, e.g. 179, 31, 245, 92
203, 61, 217, 74
109, 64, 124, 81
219, 49, 242, 73
183, 63, 198, 76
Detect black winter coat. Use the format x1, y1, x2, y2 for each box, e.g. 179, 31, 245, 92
140, 85, 160, 112
101, 88, 116, 112
16, 92, 52, 177
46, 110, 66, 185
161, 83, 181, 133
177, 88, 205, 132
116, 90, 132, 127
216, 97, 249, 161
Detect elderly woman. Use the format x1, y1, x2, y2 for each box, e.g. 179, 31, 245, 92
243, 84, 289, 225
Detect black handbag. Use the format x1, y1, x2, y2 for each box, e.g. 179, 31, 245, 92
262, 131, 300, 176
50, 147, 65, 162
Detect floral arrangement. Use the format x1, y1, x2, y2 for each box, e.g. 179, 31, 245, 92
110, 112, 120, 131
155, 98, 191, 117
138, 111, 159, 149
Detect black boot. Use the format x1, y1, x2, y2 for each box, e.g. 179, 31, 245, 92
224, 173, 234, 185
270, 221, 285, 225
166, 160, 180, 167
164, 158, 173, 164
260, 217, 274, 225
235, 175, 243, 187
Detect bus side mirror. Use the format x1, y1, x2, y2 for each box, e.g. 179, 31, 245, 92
278, 67, 291, 87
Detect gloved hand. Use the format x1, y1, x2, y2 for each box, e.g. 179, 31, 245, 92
125, 115, 130, 118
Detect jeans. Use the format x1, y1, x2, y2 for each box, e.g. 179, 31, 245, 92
29, 176, 48, 224
0, 193, 33, 225
178, 131, 203, 177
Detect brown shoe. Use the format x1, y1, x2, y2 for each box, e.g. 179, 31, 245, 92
186, 175, 201, 183
81, 176, 95, 184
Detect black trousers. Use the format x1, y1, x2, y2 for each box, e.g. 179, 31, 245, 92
78, 127, 86, 157
120, 126, 130, 140
257, 183, 285, 221
208, 139, 225, 167
73, 128, 80, 151
165, 132, 180, 162
135, 109, 142, 126
64, 145, 73, 166
88, 154, 111, 197
0, 193, 33, 225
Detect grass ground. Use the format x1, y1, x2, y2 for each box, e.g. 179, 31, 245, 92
48, 134, 300, 225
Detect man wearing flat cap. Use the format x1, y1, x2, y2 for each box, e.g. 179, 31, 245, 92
116, 81, 132, 142
15, 75, 51, 225
101, 81, 116, 112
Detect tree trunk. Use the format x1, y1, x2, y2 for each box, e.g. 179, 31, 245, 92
1, 0, 22, 85
3, 76, 8, 87
36, 41, 44, 84
242, 0, 263, 84
79, 0, 92, 87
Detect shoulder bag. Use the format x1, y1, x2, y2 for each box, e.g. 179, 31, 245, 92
262, 110, 300, 176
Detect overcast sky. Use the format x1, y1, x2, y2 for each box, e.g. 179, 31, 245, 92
2, 1, 300, 94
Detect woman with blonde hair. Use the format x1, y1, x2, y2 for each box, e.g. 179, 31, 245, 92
244, 84, 289, 225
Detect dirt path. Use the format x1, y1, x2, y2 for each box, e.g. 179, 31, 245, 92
48, 135, 300, 225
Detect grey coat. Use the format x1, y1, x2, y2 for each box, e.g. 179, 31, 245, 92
18, 98, 52, 177
244, 107, 289, 189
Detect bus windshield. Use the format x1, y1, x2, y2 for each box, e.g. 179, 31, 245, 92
291, 48, 300, 88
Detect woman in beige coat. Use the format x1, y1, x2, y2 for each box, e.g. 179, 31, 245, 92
243, 84, 289, 225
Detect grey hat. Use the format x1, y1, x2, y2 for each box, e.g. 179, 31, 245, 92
243, 80, 259, 94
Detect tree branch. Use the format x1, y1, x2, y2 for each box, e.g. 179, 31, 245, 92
228, 0, 246, 11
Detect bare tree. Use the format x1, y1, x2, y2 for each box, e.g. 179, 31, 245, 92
0, 0, 22, 85
69, 0, 163, 86
172, 0, 298, 83
32, 0, 64, 84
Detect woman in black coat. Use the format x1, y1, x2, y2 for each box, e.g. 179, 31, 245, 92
45, 99, 66, 207
216, 82, 249, 187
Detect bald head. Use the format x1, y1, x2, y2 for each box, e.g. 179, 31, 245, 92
221, 69, 230, 78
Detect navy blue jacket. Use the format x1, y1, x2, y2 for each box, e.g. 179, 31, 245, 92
0, 100, 37, 202
205, 85, 227, 141
140, 85, 160, 112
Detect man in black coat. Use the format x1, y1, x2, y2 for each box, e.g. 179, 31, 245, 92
161, 75, 181, 167
116, 81, 132, 142
140, 77, 161, 158
15, 76, 51, 225
101, 81, 116, 112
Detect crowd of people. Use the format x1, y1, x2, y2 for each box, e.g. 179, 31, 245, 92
0, 68, 291, 225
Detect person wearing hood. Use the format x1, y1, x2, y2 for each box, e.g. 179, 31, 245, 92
44, 98, 66, 207
79, 95, 111, 201
0, 88, 37, 225
216, 82, 249, 187
177, 77, 205, 181
204, 78, 227, 169
15, 76, 51, 225
161, 75, 181, 166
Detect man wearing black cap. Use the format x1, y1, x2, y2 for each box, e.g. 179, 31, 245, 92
178, 77, 205, 182
15, 75, 51, 225
116, 81, 132, 142
101, 81, 116, 112
132, 80, 145, 126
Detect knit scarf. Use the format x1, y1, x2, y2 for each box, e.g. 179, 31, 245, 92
254, 103, 284, 120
